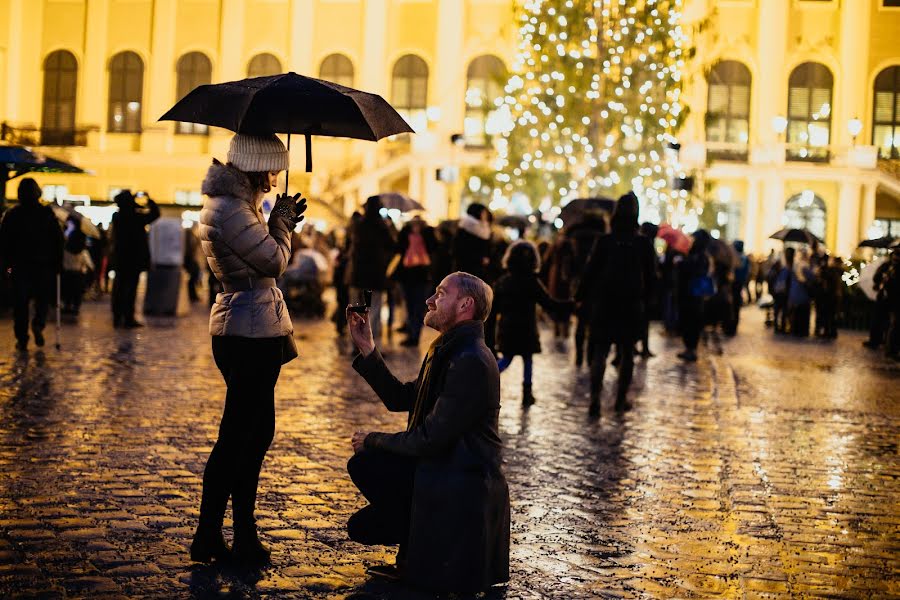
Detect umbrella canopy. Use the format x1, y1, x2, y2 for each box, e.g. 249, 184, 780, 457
657, 223, 691, 254
374, 192, 424, 213
497, 214, 530, 229
51, 204, 100, 238
1, 144, 87, 177
159, 72, 414, 174
857, 256, 886, 301
857, 236, 898, 249
769, 227, 822, 245
560, 197, 616, 225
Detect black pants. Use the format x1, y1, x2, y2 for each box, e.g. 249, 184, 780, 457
198, 336, 283, 529
590, 330, 635, 400
12, 270, 55, 344
61, 270, 85, 313
111, 268, 141, 324
347, 449, 416, 548
401, 281, 429, 343
680, 298, 703, 351
867, 301, 889, 346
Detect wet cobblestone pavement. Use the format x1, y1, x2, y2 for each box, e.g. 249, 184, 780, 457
0, 299, 898, 599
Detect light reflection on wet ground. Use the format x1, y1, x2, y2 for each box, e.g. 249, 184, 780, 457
0, 301, 897, 598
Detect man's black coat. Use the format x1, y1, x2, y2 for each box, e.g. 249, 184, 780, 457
352, 320, 510, 593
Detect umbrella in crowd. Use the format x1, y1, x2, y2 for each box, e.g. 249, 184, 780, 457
857, 236, 898, 249
51, 203, 100, 238
857, 256, 886, 301
1, 143, 87, 201
559, 197, 616, 225
497, 214, 530, 230
159, 72, 414, 188
373, 192, 424, 213
657, 223, 691, 254
769, 227, 822, 245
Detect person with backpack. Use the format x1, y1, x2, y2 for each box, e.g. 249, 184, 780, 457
493, 240, 573, 406
677, 229, 715, 362
0, 178, 64, 351
576, 192, 657, 416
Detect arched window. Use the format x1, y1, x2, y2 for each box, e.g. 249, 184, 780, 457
175, 52, 212, 134
391, 54, 428, 132
108, 51, 144, 133
784, 191, 827, 240
319, 53, 354, 87
247, 53, 281, 78
873, 66, 900, 159
42, 50, 78, 145
464, 55, 507, 147
787, 62, 833, 161
705, 60, 751, 160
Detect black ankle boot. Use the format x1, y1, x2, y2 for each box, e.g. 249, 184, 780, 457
522, 384, 535, 406
615, 390, 631, 412
232, 523, 271, 565
190, 522, 231, 563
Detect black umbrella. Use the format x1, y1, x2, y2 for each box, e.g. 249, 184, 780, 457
158, 72, 414, 186
374, 192, 424, 213
857, 236, 898, 249
560, 196, 616, 224
769, 227, 822, 245
1, 144, 87, 202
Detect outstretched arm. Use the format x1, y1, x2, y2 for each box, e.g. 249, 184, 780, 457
348, 309, 415, 412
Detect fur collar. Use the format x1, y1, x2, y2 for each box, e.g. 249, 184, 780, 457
458, 214, 492, 240
201, 159, 255, 204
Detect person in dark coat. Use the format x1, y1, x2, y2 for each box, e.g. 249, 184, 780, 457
863, 257, 892, 349
566, 213, 609, 366
347, 196, 396, 342
815, 255, 844, 339
452, 203, 493, 281
0, 178, 64, 350
494, 240, 572, 405
395, 215, 437, 347
677, 230, 714, 361
576, 192, 656, 415
883, 248, 900, 359
345, 271, 510, 594
109, 189, 160, 327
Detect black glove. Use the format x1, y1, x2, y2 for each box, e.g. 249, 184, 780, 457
271, 192, 308, 224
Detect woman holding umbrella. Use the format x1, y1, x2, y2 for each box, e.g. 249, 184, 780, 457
191, 134, 307, 565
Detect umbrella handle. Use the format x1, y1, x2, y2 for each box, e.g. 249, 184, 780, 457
305, 132, 312, 173
285, 134, 290, 194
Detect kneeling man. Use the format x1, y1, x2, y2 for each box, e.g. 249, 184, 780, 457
346, 272, 510, 594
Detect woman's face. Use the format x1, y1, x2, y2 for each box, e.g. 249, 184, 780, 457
267, 171, 281, 190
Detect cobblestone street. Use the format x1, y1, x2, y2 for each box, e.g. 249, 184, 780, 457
0, 299, 898, 599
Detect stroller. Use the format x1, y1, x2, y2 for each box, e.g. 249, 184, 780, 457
279, 248, 329, 318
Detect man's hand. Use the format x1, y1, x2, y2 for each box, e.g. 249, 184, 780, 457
351, 431, 369, 453
346, 307, 376, 357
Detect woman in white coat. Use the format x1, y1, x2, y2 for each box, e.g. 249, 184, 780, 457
190, 134, 306, 565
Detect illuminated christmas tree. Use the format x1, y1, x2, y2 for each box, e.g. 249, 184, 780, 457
494, 0, 689, 222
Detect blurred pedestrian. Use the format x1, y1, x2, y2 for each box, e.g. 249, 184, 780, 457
637, 222, 660, 356
577, 192, 657, 414
770, 248, 795, 334
109, 189, 160, 327
883, 248, 900, 359
494, 240, 572, 406
567, 214, 608, 366
61, 217, 93, 316
544, 232, 575, 341
863, 257, 892, 350
726, 240, 749, 335
453, 203, 493, 281
677, 229, 714, 362
395, 215, 436, 347
184, 222, 203, 303
347, 196, 396, 343
345, 272, 510, 593
0, 178, 64, 351
815, 255, 844, 339
191, 135, 307, 566
788, 248, 816, 337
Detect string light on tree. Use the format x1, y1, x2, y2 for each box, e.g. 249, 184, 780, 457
494, 0, 688, 221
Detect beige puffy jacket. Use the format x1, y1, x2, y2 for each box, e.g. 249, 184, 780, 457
199, 160, 294, 338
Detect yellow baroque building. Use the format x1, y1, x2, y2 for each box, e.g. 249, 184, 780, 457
1, 0, 899, 257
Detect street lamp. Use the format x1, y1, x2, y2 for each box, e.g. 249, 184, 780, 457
772, 115, 788, 140
848, 117, 863, 145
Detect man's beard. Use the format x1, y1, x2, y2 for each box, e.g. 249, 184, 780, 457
423, 307, 448, 331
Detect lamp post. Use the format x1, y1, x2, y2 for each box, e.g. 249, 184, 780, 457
772, 115, 788, 141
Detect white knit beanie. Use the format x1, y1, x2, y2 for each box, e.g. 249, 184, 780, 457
227, 134, 289, 172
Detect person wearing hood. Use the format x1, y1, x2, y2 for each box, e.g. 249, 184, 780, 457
453, 203, 493, 281
347, 196, 397, 343
576, 192, 657, 415
0, 178, 64, 351
191, 134, 307, 566
109, 189, 160, 327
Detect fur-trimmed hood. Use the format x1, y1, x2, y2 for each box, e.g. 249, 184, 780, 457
201, 159, 255, 204
458, 213, 492, 241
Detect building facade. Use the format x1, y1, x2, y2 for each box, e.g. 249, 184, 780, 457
1, 0, 899, 255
